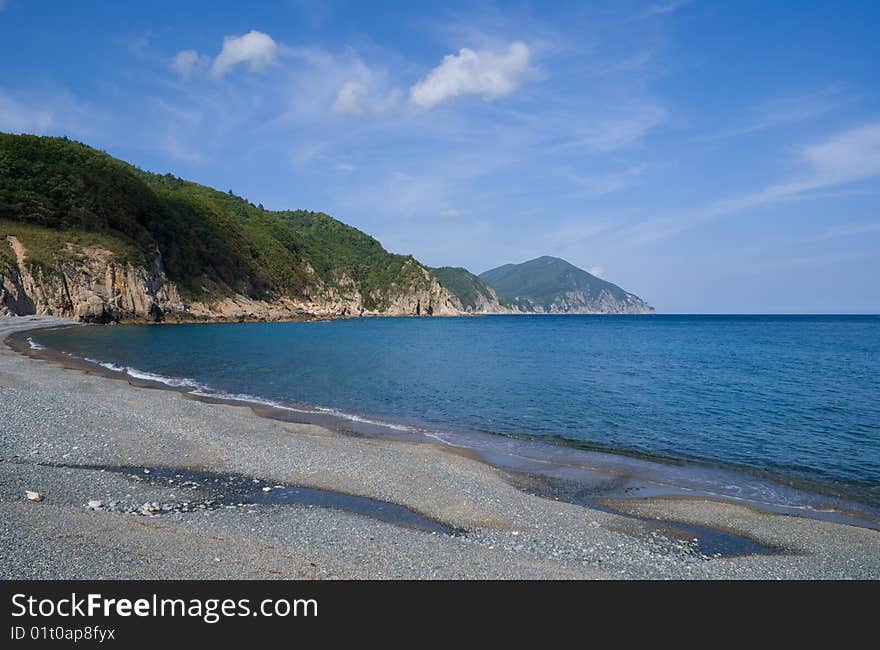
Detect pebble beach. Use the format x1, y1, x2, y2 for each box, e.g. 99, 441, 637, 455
1, 316, 878, 580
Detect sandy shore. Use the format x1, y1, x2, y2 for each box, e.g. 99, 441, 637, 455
1, 315, 878, 579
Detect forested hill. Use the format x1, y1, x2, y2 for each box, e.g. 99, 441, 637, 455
429, 266, 509, 313
0, 134, 460, 321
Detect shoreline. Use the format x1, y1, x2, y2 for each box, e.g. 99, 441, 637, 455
1, 315, 878, 579
12, 320, 879, 532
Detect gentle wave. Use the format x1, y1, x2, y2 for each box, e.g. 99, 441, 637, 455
81, 357, 206, 390
77, 356, 419, 434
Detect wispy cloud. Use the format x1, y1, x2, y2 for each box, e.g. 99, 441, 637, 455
698, 86, 845, 141
800, 222, 880, 243
332, 80, 401, 117
625, 122, 880, 244
170, 49, 209, 79
643, 0, 696, 17
410, 41, 534, 108
0, 90, 53, 133
116, 30, 153, 58
558, 164, 649, 198
541, 103, 667, 153
0, 87, 103, 139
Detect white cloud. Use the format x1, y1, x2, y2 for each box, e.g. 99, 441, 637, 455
438, 209, 461, 219
410, 41, 533, 109
170, 49, 209, 79
589, 266, 604, 278
332, 81, 368, 115
332, 81, 401, 116
800, 122, 880, 184
210, 30, 277, 78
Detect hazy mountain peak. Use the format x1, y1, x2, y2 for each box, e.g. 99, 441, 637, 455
479, 256, 653, 314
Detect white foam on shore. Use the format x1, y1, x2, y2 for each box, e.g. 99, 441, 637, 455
82, 357, 205, 390
77, 354, 417, 433
188, 389, 317, 414
84, 358, 126, 373
25, 337, 45, 350
124, 367, 205, 389
189, 389, 417, 433
312, 405, 414, 432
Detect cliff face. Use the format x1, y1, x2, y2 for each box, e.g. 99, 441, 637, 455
461, 286, 511, 314
429, 266, 512, 314
511, 289, 654, 314
0, 236, 463, 322
0, 236, 184, 322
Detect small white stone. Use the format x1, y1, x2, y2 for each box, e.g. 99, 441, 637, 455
261, 486, 272, 492
87, 499, 103, 509
25, 490, 43, 502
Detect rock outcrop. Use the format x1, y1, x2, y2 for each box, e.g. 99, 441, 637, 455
1, 237, 185, 322
0, 236, 464, 323
509, 289, 653, 314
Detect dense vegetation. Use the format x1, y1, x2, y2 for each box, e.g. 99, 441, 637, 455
0, 134, 434, 308
479, 256, 637, 309
430, 266, 502, 310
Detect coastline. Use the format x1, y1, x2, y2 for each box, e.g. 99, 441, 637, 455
12, 319, 880, 530
1, 315, 878, 579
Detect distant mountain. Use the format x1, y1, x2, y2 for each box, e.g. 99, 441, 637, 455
430, 266, 509, 313
479, 256, 653, 314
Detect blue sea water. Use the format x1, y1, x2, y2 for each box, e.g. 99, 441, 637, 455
33, 315, 880, 513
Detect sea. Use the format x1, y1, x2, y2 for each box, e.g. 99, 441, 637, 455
30, 314, 880, 527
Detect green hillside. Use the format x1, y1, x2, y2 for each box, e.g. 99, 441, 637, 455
0, 133, 432, 310
430, 266, 504, 310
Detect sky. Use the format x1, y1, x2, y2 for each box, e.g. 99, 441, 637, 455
1, 0, 878, 313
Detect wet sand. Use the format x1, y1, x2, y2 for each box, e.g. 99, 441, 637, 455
1, 315, 878, 579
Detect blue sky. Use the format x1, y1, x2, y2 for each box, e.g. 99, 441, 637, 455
1, 0, 878, 312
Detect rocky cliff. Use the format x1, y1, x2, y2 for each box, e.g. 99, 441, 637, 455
0, 236, 184, 322
508, 289, 653, 314
0, 236, 462, 323
430, 266, 512, 314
